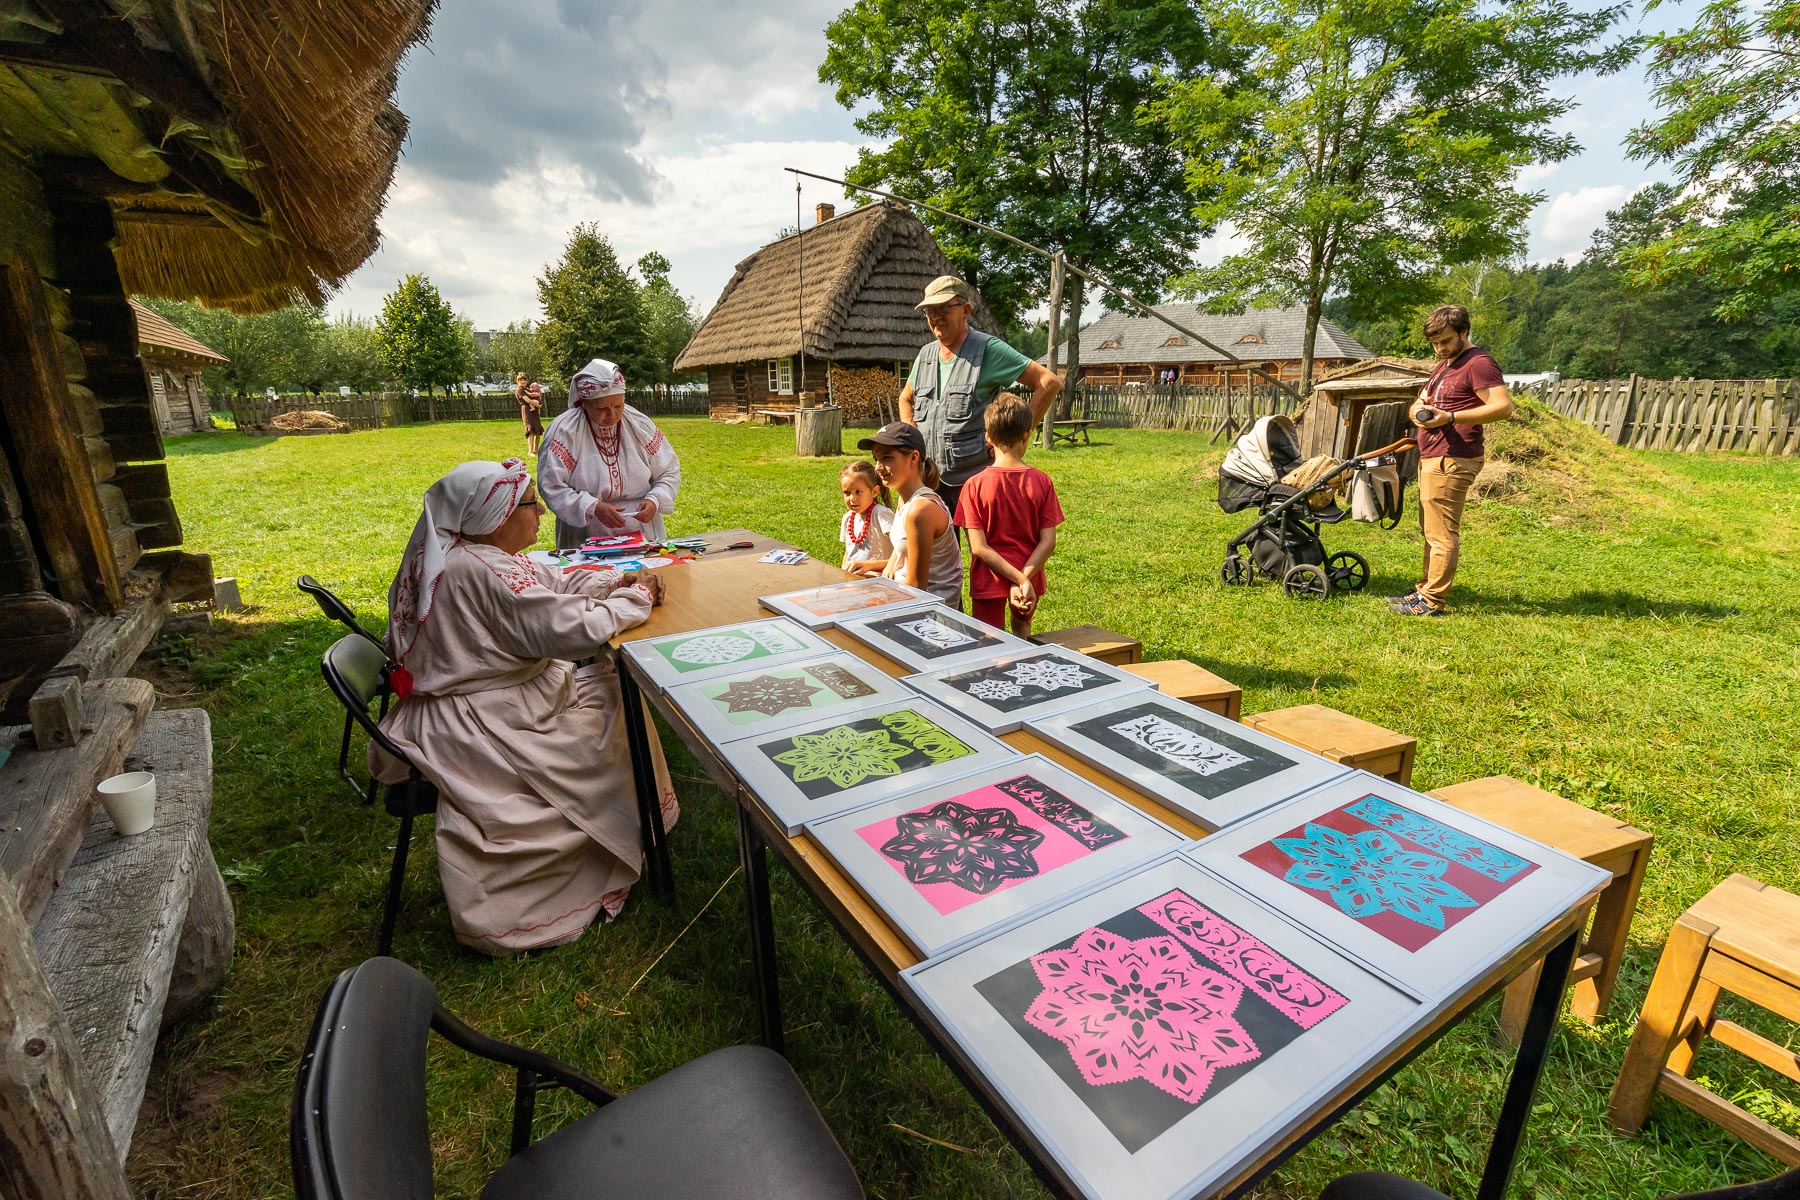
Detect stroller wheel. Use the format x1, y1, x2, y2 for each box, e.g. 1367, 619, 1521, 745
1283, 563, 1331, 600
1326, 550, 1370, 591
1221, 554, 1251, 587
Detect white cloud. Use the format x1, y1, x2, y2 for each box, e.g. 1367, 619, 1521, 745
1531, 183, 1651, 264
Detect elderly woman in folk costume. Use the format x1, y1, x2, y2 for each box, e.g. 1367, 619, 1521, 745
538, 357, 682, 549
371, 458, 679, 956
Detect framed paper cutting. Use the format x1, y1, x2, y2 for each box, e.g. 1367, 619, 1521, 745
1190, 772, 1613, 999
836, 606, 1031, 673
806, 755, 1183, 957
901, 854, 1424, 1200
620, 617, 835, 692
724, 697, 1018, 835
757, 577, 941, 629
664, 652, 917, 744
899, 646, 1155, 734
1027, 693, 1349, 831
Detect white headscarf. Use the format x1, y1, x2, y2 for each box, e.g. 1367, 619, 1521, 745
570, 357, 627, 404
387, 458, 531, 675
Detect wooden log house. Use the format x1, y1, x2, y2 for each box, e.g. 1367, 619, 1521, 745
130, 300, 227, 436
1060, 303, 1369, 390
0, 2, 434, 1194
676, 201, 1007, 423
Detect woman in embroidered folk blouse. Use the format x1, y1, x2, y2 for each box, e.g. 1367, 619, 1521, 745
371, 459, 679, 956
538, 357, 682, 548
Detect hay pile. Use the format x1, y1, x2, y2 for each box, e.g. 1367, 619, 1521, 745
270, 410, 350, 434
1471, 392, 1623, 511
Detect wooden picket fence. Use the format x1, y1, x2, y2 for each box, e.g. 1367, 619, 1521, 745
1077, 382, 1297, 433
1539, 376, 1800, 455
230, 387, 708, 431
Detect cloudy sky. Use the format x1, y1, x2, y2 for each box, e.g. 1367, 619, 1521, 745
327, 0, 1690, 330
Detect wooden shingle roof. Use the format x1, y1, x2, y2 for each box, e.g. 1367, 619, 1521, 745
1056, 304, 1371, 366
129, 300, 228, 366
675, 202, 1002, 370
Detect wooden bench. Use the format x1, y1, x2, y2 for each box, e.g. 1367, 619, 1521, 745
754, 409, 796, 426
1430, 775, 1653, 1042
1609, 874, 1800, 1165
1032, 623, 1142, 666
1122, 660, 1242, 720
1240, 703, 1416, 785
1050, 419, 1096, 446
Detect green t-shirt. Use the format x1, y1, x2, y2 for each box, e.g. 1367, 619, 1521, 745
908, 335, 1035, 402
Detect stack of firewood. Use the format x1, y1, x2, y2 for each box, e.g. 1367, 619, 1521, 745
830, 365, 900, 426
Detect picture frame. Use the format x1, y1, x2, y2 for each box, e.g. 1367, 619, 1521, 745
758, 576, 942, 629
664, 652, 919, 744
837, 606, 1032, 674
1028, 692, 1350, 831
620, 617, 836, 693
1189, 772, 1614, 1000
806, 755, 1185, 958
899, 646, 1156, 734
723, 696, 1020, 835
901, 853, 1425, 1200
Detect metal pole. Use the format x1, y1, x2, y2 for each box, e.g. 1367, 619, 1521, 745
1041, 252, 1064, 449
783, 167, 1302, 403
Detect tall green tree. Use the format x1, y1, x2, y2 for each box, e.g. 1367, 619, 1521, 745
537, 225, 650, 387
1153, 0, 1629, 391
635, 252, 700, 390
317, 313, 388, 392
375, 274, 468, 405
136, 298, 325, 397
1626, 0, 1800, 319
481, 319, 547, 382
822, 0, 1226, 391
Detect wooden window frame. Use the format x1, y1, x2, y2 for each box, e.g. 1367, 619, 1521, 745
767, 356, 794, 396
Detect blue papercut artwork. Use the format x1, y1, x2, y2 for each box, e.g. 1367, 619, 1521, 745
1344, 796, 1531, 883
1271, 823, 1476, 931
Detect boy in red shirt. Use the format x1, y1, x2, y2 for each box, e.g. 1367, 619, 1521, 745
954, 392, 1065, 634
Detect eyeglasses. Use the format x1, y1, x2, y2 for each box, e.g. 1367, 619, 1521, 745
518, 497, 544, 511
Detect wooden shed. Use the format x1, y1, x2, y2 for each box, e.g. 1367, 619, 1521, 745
1300, 356, 1434, 464
0, 3, 433, 1193
675, 201, 1004, 422
130, 300, 227, 436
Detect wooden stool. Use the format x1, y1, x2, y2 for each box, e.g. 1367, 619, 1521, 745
1240, 703, 1416, 785
1032, 624, 1142, 666
1608, 874, 1800, 1165
1431, 775, 1653, 1041
1122, 660, 1241, 721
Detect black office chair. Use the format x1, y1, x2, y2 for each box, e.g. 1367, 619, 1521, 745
299, 576, 389, 802
321, 635, 438, 956
1320, 1168, 1800, 1200
291, 956, 865, 1200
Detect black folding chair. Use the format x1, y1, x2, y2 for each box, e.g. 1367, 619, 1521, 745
321, 635, 437, 957
299, 576, 389, 802
1320, 1169, 1800, 1200
291, 956, 864, 1200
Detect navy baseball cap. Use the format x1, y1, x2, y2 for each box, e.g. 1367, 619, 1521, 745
856, 422, 927, 453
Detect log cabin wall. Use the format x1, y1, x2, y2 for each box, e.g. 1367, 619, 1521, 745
707, 356, 831, 419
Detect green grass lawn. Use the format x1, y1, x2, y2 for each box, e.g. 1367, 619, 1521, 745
131, 408, 1800, 1198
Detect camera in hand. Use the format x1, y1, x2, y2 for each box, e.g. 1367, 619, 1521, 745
1415, 406, 1442, 426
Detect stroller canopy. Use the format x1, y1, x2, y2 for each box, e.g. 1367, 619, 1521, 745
1221, 415, 1303, 485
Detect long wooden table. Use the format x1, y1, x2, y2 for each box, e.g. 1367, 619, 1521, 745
611, 530, 1600, 1200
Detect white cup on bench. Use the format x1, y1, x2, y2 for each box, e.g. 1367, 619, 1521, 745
97, 771, 157, 836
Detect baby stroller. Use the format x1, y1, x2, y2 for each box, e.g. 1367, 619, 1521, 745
1216, 415, 1413, 599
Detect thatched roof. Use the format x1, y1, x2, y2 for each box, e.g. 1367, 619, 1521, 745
130, 300, 227, 366
1, 0, 435, 312
675, 201, 1003, 371
1053, 303, 1370, 366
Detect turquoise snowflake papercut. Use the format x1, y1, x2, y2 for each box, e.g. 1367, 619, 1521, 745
1273, 822, 1477, 929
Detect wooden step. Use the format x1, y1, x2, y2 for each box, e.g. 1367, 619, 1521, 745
33, 706, 214, 1160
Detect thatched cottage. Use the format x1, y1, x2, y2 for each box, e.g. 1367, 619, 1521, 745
675, 201, 1004, 422
1060, 303, 1370, 389
130, 300, 228, 436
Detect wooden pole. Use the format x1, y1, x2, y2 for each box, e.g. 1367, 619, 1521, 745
1040, 252, 1064, 450
0, 868, 132, 1199
795, 178, 807, 407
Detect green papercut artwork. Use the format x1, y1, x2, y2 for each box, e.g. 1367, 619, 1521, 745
701, 661, 880, 727
766, 708, 976, 799
651, 620, 810, 674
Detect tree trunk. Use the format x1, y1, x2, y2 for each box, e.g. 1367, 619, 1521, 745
0, 870, 131, 1200
1300, 291, 1322, 397
794, 405, 842, 457
1056, 274, 1084, 420
426, 385, 436, 424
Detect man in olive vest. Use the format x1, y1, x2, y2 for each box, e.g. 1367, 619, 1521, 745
896, 275, 1063, 518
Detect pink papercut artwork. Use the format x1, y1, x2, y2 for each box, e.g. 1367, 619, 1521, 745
1023, 928, 1261, 1103
1137, 890, 1348, 1028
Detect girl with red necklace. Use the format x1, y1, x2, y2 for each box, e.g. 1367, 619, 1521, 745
838, 459, 895, 575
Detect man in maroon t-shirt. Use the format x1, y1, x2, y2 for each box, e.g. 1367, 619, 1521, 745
1391, 304, 1514, 616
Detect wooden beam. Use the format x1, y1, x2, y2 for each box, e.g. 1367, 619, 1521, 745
0, 866, 132, 1200
0, 257, 124, 612
0, 3, 229, 132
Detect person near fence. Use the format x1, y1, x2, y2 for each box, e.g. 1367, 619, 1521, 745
955, 393, 1064, 635
1393, 304, 1513, 617
370, 459, 679, 955
538, 357, 682, 548
859, 422, 964, 605
515, 372, 544, 456
838, 459, 896, 575
895, 275, 1063, 520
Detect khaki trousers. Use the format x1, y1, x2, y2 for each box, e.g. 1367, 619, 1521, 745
1416, 455, 1483, 610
